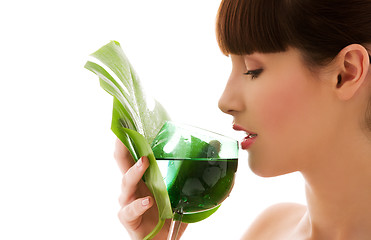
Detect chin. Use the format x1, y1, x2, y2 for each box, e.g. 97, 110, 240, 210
248, 155, 295, 178
249, 166, 281, 178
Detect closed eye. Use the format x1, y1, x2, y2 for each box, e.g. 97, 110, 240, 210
244, 69, 263, 79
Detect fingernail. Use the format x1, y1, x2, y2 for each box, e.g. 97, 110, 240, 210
142, 198, 149, 206
136, 158, 143, 168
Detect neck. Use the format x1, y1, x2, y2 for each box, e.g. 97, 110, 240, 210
300, 130, 371, 239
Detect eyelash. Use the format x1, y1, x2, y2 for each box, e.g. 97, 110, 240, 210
244, 69, 263, 79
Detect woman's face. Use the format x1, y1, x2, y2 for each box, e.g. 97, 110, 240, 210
219, 48, 338, 177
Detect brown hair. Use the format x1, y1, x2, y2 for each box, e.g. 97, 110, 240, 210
216, 0, 371, 130
216, 0, 371, 67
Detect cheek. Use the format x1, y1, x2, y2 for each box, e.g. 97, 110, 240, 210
256, 83, 311, 134
248, 79, 318, 176
253, 73, 326, 154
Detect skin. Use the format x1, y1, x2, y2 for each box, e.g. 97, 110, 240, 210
114, 43, 371, 239
218, 45, 371, 239
114, 140, 187, 240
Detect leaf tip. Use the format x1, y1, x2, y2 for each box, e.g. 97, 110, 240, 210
111, 40, 121, 47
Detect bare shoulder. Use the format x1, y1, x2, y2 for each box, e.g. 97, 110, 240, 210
241, 203, 307, 240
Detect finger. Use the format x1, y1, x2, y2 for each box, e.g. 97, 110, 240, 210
114, 138, 136, 174
119, 156, 150, 205
118, 197, 154, 228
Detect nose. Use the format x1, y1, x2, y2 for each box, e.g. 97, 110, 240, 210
218, 72, 244, 115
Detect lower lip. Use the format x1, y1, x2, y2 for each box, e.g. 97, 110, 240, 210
241, 136, 257, 150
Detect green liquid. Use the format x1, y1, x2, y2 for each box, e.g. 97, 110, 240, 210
157, 158, 238, 213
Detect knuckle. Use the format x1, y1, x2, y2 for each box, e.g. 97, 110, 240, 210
121, 174, 128, 187
117, 208, 129, 226
114, 142, 125, 161
118, 207, 141, 231
119, 203, 137, 224
113, 149, 120, 161
114, 139, 132, 159
122, 166, 140, 188
121, 171, 135, 191
118, 194, 126, 207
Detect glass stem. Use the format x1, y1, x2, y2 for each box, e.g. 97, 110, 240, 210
167, 209, 183, 240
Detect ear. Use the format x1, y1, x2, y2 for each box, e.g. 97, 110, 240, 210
333, 44, 370, 101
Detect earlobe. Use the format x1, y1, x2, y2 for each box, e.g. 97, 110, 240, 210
334, 44, 370, 100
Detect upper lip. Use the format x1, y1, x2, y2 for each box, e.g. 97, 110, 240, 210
232, 123, 257, 135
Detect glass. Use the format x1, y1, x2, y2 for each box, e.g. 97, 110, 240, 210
151, 121, 239, 240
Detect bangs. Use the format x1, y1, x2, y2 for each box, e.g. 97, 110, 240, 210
216, 0, 290, 55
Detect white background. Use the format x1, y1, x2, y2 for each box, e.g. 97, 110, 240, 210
0, 1, 305, 239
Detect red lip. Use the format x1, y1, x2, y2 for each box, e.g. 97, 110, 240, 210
240, 135, 258, 150
232, 124, 258, 150
232, 124, 257, 135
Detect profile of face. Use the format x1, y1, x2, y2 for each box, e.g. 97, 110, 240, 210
218, 48, 371, 177
216, 0, 371, 178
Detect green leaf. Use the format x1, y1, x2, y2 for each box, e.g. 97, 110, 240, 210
121, 128, 172, 239
85, 41, 221, 238
89, 40, 170, 143
85, 41, 172, 238
121, 129, 172, 219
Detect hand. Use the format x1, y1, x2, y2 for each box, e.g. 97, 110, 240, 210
114, 139, 187, 240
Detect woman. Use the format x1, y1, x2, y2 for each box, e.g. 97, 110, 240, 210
115, 0, 371, 239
